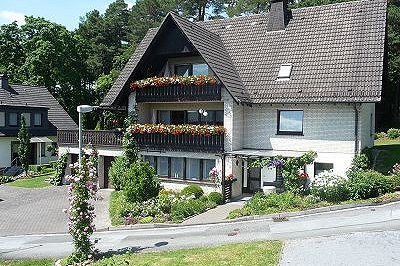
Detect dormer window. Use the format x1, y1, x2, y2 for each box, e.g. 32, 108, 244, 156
174, 63, 209, 76
0, 112, 4, 127
277, 64, 293, 80
34, 113, 42, 127
9, 113, 17, 127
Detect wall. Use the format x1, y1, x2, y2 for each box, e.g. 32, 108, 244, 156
0, 137, 13, 167
359, 103, 375, 150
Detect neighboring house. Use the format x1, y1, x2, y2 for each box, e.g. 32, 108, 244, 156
0, 74, 77, 170
58, 0, 387, 199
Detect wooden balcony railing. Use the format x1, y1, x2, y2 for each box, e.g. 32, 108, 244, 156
57, 130, 123, 147
58, 130, 224, 153
135, 84, 222, 102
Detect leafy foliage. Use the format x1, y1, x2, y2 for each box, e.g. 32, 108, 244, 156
208, 192, 224, 205
18, 117, 31, 173
180, 184, 204, 199
123, 161, 161, 202
346, 170, 395, 200
309, 171, 350, 202
109, 156, 130, 191
50, 153, 68, 186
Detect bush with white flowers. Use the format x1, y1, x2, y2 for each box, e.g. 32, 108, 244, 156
309, 170, 350, 202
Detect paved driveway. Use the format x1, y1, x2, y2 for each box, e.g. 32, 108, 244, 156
0, 185, 111, 236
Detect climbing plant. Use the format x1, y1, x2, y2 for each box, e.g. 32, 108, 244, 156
17, 116, 31, 174
248, 151, 317, 194
50, 153, 68, 186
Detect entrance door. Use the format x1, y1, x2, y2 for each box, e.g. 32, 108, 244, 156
244, 167, 261, 193
103, 156, 114, 189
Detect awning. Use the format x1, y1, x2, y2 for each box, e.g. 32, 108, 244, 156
30, 137, 53, 143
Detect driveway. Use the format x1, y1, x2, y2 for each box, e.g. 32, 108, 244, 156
0, 185, 111, 236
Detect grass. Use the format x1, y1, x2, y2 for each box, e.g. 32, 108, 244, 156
6, 172, 55, 188
93, 241, 283, 266
373, 139, 400, 174
0, 259, 54, 266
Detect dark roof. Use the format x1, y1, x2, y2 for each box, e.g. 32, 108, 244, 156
102, 0, 387, 105
0, 84, 77, 130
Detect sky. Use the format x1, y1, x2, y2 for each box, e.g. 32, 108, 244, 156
0, 0, 135, 30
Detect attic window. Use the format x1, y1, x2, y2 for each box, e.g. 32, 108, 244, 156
277, 64, 293, 80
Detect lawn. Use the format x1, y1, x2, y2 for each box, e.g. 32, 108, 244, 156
93, 241, 283, 266
0, 259, 54, 266
373, 139, 400, 174
6, 172, 54, 188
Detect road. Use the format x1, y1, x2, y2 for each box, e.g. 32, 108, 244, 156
1, 201, 400, 264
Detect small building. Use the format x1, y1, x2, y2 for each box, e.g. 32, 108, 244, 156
0, 74, 76, 170
58, 0, 387, 199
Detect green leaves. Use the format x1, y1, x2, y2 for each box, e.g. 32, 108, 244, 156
17, 116, 31, 173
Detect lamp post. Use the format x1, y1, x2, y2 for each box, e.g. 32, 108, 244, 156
76, 105, 98, 163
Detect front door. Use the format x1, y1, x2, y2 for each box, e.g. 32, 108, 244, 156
244, 167, 261, 193
103, 156, 114, 189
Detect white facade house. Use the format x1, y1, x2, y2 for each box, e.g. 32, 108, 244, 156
0, 74, 76, 171
58, 0, 386, 199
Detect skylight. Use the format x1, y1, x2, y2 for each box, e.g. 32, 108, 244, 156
277, 64, 293, 80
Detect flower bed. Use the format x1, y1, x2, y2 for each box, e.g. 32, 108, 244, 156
130, 75, 218, 90
127, 124, 225, 136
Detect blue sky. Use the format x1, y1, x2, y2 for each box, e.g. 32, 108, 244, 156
0, 0, 134, 30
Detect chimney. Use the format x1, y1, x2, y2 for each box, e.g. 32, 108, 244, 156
267, 0, 291, 32
0, 74, 8, 90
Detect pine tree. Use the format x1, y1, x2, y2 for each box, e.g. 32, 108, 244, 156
18, 116, 31, 174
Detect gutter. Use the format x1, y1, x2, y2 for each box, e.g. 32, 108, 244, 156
354, 103, 359, 154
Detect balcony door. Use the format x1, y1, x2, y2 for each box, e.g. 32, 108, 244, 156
170, 111, 185, 125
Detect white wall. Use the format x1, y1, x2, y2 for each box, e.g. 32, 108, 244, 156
0, 137, 13, 167
359, 103, 375, 150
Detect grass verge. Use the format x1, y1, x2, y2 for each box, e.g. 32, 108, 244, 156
373, 140, 400, 174
0, 259, 54, 266
93, 241, 283, 266
7, 172, 55, 188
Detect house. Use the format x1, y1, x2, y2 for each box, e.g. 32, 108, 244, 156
58, 0, 387, 199
0, 74, 76, 171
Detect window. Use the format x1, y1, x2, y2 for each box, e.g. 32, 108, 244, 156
0, 112, 4, 127
215, 110, 224, 125
171, 157, 184, 179
170, 111, 185, 125
175, 63, 209, 76
186, 158, 201, 180
22, 113, 30, 126
9, 113, 17, 126
157, 157, 169, 177
144, 156, 156, 169
34, 113, 42, 126
157, 111, 170, 124
278, 110, 303, 135
187, 111, 200, 124
175, 64, 190, 76
202, 159, 215, 181
314, 162, 334, 177
40, 143, 46, 157
192, 63, 208, 75
277, 64, 293, 80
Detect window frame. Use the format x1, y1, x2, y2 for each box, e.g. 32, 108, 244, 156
277, 110, 304, 136
9, 112, 18, 127
34, 113, 42, 127
314, 162, 334, 177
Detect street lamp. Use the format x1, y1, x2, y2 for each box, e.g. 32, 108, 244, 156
77, 105, 98, 163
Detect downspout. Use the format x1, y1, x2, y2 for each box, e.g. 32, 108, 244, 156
354, 103, 359, 154
221, 154, 226, 203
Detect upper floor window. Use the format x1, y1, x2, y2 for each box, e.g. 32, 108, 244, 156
34, 113, 42, 127
277, 110, 303, 135
174, 63, 209, 76
9, 113, 17, 127
22, 113, 30, 127
157, 110, 223, 125
0, 112, 4, 127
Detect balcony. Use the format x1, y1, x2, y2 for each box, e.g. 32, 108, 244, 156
131, 76, 222, 102
58, 128, 224, 153
135, 84, 222, 102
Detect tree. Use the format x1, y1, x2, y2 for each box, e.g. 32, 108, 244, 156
18, 116, 31, 174
176, 0, 226, 21
226, 0, 295, 17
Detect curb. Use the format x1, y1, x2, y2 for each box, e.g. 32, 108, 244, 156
99, 196, 400, 232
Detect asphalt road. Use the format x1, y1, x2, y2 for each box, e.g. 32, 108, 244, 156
1, 201, 400, 264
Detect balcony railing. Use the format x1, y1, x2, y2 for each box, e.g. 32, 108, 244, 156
58, 130, 224, 153
58, 130, 123, 147
135, 84, 222, 102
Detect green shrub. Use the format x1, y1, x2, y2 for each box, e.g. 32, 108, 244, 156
374, 132, 387, 140
170, 198, 210, 222
309, 171, 350, 202
346, 153, 370, 178
123, 161, 160, 202
109, 156, 130, 191
208, 192, 224, 205
387, 128, 400, 139
181, 185, 204, 199
157, 194, 173, 213
139, 216, 154, 224
347, 170, 394, 199
0, 175, 15, 185
50, 153, 68, 186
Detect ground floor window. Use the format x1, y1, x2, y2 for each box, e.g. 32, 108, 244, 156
314, 162, 334, 176
144, 155, 216, 181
